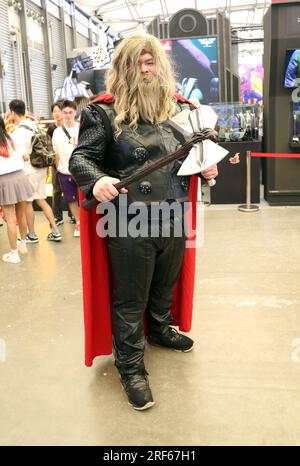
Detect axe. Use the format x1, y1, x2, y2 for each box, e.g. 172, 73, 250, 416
82, 129, 215, 211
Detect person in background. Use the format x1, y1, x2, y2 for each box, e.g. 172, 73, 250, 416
9, 99, 62, 243
0, 116, 33, 263
47, 102, 75, 226
52, 100, 80, 238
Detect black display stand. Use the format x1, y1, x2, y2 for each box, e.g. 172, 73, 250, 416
263, 2, 300, 205
210, 141, 261, 204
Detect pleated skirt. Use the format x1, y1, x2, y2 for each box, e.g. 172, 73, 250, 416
0, 170, 34, 205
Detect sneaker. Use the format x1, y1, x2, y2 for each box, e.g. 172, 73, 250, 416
69, 216, 76, 224
17, 238, 28, 254
121, 370, 155, 411
148, 327, 194, 352
55, 217, 64, 226
73, 224, 80, 238
47, 232, 62, 242
26, 233, 39, 244
2, 251, 21, 264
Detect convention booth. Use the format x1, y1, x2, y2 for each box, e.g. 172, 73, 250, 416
145, 2, 300, 206
54, 5, 262, 205
263, 0, 300, 205
4, 1, 300, 206
146, 8, 262, 205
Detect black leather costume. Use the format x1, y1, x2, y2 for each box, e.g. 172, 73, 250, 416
70, 101, 193, 205
69, 101, 195, 377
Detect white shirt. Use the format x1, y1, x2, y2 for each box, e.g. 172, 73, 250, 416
0, 140, 24, 176
52, 123, 79, 175
11, 119, 38, 175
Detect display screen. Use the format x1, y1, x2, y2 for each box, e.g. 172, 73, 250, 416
162, 36, 219, 103
284, 49, 300, 88
291, 101, 300, 141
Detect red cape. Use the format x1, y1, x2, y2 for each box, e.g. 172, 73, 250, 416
79, 93, 198, 366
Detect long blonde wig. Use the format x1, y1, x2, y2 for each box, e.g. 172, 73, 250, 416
106, 33, 177, 138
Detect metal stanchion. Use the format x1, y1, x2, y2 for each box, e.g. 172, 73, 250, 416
238, 150, 259, 212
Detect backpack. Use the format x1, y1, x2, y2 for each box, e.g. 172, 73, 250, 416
19, 124, 55, 168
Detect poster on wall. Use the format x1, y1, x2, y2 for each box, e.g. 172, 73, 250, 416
162, 36, 219, 104
239, 54, 263, 105
284, 49, 300, 88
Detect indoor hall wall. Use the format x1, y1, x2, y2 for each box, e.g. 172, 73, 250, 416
76, 32, 89, 48
75, 6, 90, 48
1, 0, 101, 115
65, 25, 74, 54
7, 7, 25, 103
0, 0, 24, 111
26, 0, 51, 117
48, 12, 67, 98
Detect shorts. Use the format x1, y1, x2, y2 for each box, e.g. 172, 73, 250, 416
26, 168, 47, 201
57, 172, 78, 204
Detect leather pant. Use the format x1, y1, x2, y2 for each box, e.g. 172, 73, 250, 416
107, 215, 186, 376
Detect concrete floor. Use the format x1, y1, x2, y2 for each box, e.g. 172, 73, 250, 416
1, 205, 300, 446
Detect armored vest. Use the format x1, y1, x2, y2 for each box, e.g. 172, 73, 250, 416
99, 102, 192, 204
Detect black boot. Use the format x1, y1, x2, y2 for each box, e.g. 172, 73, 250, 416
148, 327, 194, 352
121, 369, 155, 411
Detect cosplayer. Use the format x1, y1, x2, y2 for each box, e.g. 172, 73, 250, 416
69, 33, 218, 411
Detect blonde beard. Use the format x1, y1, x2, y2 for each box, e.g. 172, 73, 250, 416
135, 75, 166, 124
